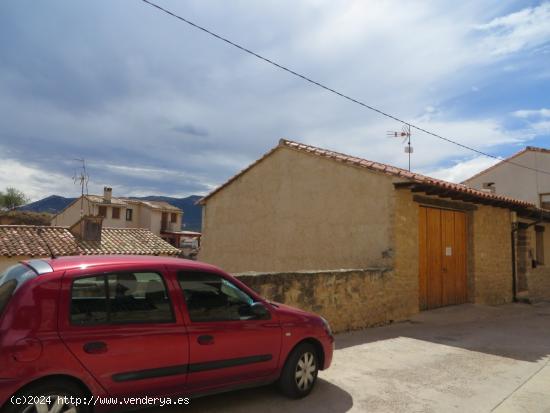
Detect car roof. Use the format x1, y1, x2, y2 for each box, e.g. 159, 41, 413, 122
23, 255, 222, 274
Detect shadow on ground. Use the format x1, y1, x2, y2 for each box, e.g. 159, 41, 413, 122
336, 302, 550, 362
140, 379, 352, 413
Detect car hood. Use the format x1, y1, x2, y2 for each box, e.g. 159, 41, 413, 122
269, 301, 322, 325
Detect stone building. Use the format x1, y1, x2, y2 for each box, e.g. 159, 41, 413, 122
462, 146, 550, 303
198, 139, 550, 331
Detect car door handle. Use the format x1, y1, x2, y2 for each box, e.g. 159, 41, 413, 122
197, 335, 214, 345
83, 341, 108, 354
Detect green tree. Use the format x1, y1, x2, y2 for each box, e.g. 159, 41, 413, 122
1, 187, 29, 210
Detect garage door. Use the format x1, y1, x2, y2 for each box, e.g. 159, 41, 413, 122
419, 206, 467, 310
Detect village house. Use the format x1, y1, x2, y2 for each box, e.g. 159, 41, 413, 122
463, 146, 550, 208
198, 139, 550, 332
51, 187, 186, 247
463, 146, 550, 302
0, 218, 181, 272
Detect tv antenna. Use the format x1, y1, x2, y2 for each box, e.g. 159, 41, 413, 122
73, 158, 90, 217
387, 124, 412, 171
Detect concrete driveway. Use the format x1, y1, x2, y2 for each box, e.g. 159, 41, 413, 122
142, 302, 550, 413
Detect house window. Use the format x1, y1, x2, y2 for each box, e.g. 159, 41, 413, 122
540, 193, 550, 210
112, 207, 120, 219
126, 208, 133, 221
170, 213, 177, 223
98, 206, 107, 217
536, 226, 545, 265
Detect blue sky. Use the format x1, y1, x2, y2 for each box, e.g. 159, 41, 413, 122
0, 0, 549, 200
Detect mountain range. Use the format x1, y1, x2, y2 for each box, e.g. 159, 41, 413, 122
20, 194, 203, 231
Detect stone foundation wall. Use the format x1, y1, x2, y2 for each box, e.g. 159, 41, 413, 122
524, 222, 550, 302
471, 206, 513, 305
528, 266, 550, 302
236, 268, 418, 333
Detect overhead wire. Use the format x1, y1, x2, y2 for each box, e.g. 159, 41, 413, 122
141, 0, 550, 177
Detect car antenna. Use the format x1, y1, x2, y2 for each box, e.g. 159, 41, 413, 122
37, 227, 57, 259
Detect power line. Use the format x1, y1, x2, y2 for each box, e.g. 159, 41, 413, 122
141, 0, 550, 178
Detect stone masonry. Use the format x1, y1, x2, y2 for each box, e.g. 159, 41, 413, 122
236, 269, 416, 333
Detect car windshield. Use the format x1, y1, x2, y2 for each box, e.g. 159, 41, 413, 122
0, 264, 37, 316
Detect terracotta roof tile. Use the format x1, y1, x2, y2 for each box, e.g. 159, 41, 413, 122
121, 199, 181, 212
79, 228, 180, 256
0, 226, 180, 258
0, 226, 79, 257
200, 138, 537, 210
85, 195, 128, 206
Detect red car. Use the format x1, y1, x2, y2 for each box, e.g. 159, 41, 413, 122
0, 256, 333, 413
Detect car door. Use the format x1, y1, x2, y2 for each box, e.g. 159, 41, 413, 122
175, 270, 282, 392
58, 264, 190, 398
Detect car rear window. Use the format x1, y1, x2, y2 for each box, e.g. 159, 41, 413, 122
0, 264, 37, 316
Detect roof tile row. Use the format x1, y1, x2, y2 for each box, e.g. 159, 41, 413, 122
200, 138, 536, 209
0, 226, 180, 258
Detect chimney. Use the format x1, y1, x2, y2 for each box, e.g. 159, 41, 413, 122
104, 186, 112, 203
70, 215, 103, 243
482, 182, 496, 193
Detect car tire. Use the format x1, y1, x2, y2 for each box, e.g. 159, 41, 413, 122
278, 342, 319, 399
5, 379, 91, 413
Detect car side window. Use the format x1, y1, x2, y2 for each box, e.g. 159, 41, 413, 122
177, 271, 255, 322
70, 272, 174, 325
71, 276, 108, 324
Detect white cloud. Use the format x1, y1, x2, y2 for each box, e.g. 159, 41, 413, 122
1, 0, 549, 199
511, 108, 550, 138
512, 108, 550, 118
476, 2, 550, 56
424, 156, 500, 183
530, 120, 550, 135
0, 158, 76, 201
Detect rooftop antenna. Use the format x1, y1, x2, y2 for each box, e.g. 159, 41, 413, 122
73, 158, 90, 218
387, 124, 412, 171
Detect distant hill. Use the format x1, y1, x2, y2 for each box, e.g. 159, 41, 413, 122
19, 195, 75, 214
21, 194, 203, 231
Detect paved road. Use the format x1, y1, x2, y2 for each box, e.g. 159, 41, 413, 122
141, 302, 550, 413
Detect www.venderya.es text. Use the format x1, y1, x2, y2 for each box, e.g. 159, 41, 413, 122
11, 395, 190, 407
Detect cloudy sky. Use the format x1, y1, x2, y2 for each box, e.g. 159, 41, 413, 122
1, 0, 549, 201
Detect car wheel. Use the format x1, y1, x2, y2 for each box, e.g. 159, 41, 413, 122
278, 342, 319, 399
6, 380, 91, 413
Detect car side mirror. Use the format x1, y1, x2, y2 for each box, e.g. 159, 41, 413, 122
250, 302, 271, 320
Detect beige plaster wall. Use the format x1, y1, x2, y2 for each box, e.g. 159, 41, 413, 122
51, 198, 92, 227
149, 210, 162, 235
91, 203, 128, 229
200, 147, 396, 273
465, 151, 550, 207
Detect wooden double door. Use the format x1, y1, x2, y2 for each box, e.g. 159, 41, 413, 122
419, 206, 467, 310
